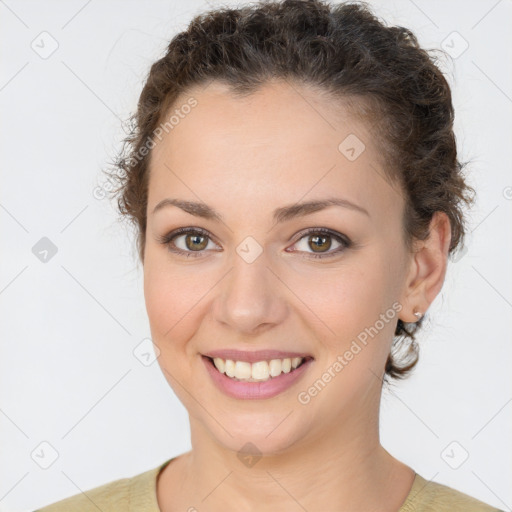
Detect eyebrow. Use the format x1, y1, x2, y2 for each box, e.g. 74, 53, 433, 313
152, 196, 370, 222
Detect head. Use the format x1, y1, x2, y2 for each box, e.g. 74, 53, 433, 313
106, 0, 474, 454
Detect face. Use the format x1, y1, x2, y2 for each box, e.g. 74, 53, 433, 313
143, 80, 413, 455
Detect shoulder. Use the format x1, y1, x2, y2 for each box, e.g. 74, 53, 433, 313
399, 473, 504, 512
34, 459, 173, 512
34, 476, 130, 512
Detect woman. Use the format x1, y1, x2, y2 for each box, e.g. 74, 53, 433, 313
35, 0, 502, 510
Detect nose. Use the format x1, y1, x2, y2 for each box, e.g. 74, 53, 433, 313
212, 249, 288, 335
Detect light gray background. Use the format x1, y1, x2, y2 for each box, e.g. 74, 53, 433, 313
1, 1, 511, 511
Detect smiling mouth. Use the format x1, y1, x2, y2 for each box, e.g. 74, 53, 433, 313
204, 355, 313, 383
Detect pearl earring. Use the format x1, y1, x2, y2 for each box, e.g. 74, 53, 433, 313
413, 309, 423, 320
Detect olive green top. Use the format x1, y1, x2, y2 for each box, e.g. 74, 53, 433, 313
34, 458, 503, 511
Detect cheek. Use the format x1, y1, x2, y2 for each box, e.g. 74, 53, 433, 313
144, 260, 172, 337
291, 264, 388, 333
289, 251, 399, 362
143, 256, 201, 347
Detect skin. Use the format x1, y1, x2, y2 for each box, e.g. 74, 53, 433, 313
143, 79, 451, 512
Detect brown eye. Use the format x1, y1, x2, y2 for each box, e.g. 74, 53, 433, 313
288, 228, 351, 259
158, 227, 219, 258
308, 234, 332, 253
185, 233, 209, 251
158, 227, 351, 260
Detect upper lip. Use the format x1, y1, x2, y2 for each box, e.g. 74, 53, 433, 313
203, 349, 313, 363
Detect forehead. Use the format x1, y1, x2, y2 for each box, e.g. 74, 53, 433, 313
148, 80, 403, 224
153, 80, 366, 163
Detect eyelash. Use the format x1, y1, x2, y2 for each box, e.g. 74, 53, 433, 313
156, 227, 352, 260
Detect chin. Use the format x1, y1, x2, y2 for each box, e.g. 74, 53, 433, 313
197, 407, 314, 458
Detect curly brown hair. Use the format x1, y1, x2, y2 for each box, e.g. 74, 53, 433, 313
104, 0, 475, 382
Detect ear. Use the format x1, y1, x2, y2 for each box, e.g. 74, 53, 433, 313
399, 211, 452, 322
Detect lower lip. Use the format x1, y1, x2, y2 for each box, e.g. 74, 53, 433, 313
202, 356, 314, 400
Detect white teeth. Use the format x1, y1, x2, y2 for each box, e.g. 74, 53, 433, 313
225, 359, 235, 377
234, 361, 252, 379
211, 356, 306, 382
213, 357, 225, 373
269, 359, 282, 377
251, 361, 270, 380
291, 357, 302, 369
